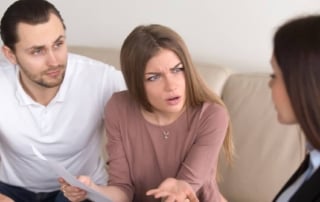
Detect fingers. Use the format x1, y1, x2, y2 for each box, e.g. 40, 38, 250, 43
186, 193, 199, 202
77, 175, 92, 186
146, 178, 199, 202
58, 178, 69, 195
146, 188, 160, 197
185, 189, 199, 202
146, 188, 170, 199
160, 197, 189, 202
62, 185, 87, 202
146, 188, 190, 202
59, 178, 87, 202
146, 188, 175, 199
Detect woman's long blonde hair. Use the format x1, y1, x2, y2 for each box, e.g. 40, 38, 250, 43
120, 24, 234, 162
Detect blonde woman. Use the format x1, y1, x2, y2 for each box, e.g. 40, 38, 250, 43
61, 24, 232, 202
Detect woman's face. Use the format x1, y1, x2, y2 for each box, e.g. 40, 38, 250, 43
269, 55, 297, 124
143, 48, 186, 117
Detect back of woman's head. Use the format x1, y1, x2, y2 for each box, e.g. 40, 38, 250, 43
273, 15, 320, 149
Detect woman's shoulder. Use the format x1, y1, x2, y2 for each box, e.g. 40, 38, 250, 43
111, 90, 129, 99
106, 90, 131, 108
106, 90, 139, 119
194, 102, 229, 129
199, 102, 228, 119
107, 90, 137, 110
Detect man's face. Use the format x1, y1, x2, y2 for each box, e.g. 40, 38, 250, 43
4, 13, 68, 90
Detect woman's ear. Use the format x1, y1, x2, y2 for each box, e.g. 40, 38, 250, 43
2, 46, 17, 65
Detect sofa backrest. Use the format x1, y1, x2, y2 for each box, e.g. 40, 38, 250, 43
69, 46, 120, 68
218, 73, 306, 202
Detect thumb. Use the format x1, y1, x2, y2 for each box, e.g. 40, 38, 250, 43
77, 175, 92, 186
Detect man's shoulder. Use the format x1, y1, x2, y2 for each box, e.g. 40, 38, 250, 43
0, 57, 15, 78
0, 57, 13, 69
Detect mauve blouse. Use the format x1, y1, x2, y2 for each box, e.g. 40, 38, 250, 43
105, 91, 228, 202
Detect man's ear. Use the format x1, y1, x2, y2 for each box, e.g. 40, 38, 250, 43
2, 46, 17, 65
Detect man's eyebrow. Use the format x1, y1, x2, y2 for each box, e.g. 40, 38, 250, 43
54, 35, 66, 43
26, 45, 45, 51
25, 35, 66, 51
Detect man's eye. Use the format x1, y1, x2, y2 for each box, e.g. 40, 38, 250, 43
31, 49, 43, 55
54, 41, 64, 48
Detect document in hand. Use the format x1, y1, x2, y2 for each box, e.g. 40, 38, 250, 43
31, 145, 112, 202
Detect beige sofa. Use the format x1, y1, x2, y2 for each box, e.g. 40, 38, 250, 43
69, 46, 306, 202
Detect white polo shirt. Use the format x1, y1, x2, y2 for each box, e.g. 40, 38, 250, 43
0, 53, 126, 192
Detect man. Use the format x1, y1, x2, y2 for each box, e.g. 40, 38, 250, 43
0, 0, 126, 201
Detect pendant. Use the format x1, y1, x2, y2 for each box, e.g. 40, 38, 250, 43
162, 131, 169, 139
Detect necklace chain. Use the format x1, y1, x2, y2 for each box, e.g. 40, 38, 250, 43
152, 113, 170, 140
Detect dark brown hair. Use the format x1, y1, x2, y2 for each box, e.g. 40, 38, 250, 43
0, 0, 65, 51
273, 15, 320, 149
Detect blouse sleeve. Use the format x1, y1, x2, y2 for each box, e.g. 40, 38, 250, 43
176, 103, 229, 191
104, 93, 134, 200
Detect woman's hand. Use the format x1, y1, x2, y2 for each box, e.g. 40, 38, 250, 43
58, 176, 93, 202
146, 178, 199, 202
0, 194, 14, 202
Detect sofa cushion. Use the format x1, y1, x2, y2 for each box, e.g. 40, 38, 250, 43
196, 62, 232, 97
218, 73, 306, 202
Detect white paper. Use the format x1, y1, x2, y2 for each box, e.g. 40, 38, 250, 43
32, 145, 112, 202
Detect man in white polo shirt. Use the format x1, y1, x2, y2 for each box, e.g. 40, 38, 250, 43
0, 0, 126, 201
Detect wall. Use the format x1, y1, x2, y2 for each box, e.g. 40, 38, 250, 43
0, 0, 319, 72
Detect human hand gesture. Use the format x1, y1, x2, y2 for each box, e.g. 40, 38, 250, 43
58, 176, 93, 202
146, 178, 199, 202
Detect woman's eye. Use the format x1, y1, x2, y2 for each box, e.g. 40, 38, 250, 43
270, 74, 276, 79
172, 66, 184, 73
146, 74, 160, 81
